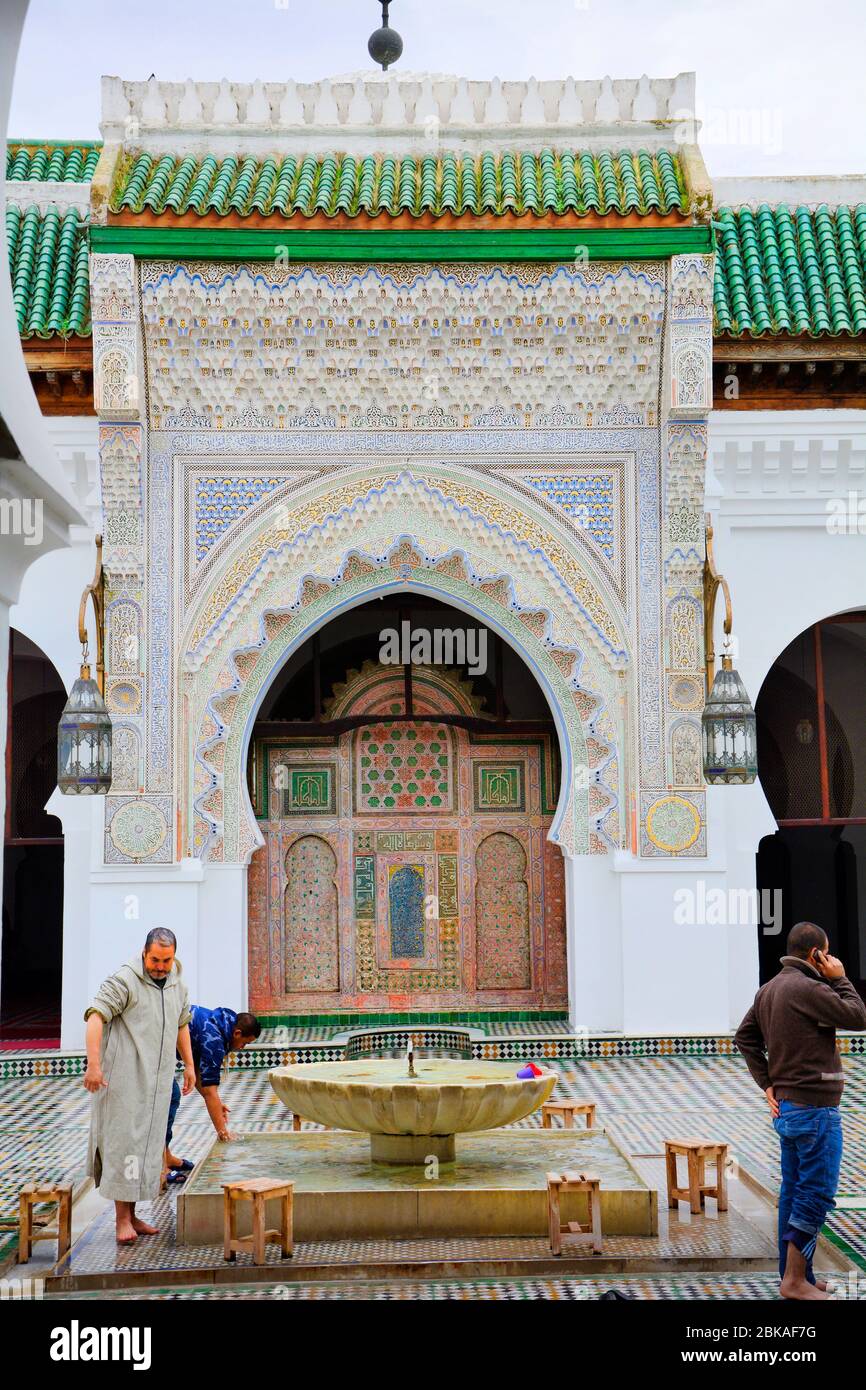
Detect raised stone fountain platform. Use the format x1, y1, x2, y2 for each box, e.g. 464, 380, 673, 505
176, 1128, 657, 1243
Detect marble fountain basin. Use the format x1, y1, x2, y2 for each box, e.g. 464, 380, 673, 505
269, 1058, 556, 1163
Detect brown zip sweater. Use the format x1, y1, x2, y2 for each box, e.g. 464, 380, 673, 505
735, 956, 866, 1107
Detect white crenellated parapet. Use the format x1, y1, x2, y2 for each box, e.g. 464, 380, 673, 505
46, 417, 102, 537
101, 71, 697, 151
708, 410, 866, 508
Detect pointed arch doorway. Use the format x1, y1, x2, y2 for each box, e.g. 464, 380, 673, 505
245, 595, 567, 1019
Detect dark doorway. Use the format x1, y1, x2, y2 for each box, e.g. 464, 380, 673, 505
755, 614, 866, 996
1, 630, 65, 1043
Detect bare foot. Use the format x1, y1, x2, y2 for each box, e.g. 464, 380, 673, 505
780, 1277, 829, 1300
115, 1219, 138, 1245
131, 1216, 159, 1236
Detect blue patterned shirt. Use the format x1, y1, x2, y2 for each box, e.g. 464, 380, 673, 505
188, 1005, 237, 1087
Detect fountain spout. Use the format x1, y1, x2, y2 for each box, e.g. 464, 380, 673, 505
406, 1035, 417, 1079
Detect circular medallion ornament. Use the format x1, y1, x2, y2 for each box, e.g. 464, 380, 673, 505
107, 681, 141, 714
645, 795, 701, 853
668, 675, 703, 710
109, 801, 168, 859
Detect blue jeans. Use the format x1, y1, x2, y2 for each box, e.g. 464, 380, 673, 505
165, 1078, 181, 1147
773, 1100, 843, 1283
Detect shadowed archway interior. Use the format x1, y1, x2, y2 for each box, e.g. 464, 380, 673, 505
755, 612, 866, 994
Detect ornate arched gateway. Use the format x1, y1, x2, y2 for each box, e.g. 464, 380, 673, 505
82, 75, 717, 1031
180, 469, 627, 1018
182, 470, 627, 861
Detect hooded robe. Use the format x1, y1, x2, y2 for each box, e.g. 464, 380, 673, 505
84, 954, 191, 1202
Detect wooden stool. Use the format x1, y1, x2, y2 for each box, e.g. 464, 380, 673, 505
222, 1179, 294, 1265
547, 1171, 603, 1255
542, 1099, 597, 1130
664, 1139, 728, 1214
18, 1183, 72, 1264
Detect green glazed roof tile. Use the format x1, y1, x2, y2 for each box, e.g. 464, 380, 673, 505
9, 142, 864, 345
108, 147, 689, 220
6, 142, 101, 183
6, 203, 91, 338
714, 203, 866, 337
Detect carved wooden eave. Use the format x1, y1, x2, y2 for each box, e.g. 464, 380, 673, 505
22, 336, 94, 415
712, 334, 866, 410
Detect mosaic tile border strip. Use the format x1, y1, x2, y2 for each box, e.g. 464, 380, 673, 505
46, 1272, 797, 1302
257, 1009, 570, 1026
4, 1033, 864, 1081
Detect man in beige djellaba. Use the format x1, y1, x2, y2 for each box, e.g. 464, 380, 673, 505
83, 927, 196, 1244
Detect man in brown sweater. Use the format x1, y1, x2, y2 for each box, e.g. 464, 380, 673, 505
735, 921, 866, 1300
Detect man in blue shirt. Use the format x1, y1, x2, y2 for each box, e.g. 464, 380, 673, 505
164, 1006, 261, 1182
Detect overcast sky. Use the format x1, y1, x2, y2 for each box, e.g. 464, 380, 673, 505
8, 0, 866, 177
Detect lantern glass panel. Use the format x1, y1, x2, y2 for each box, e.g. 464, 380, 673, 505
57, 676, 113, 794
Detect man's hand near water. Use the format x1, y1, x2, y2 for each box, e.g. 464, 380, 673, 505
764, 1086, 779, 1118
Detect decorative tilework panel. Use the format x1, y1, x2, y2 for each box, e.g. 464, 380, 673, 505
374, 853, 439, 973
475, 832, 531, 991
473, 761, 526, 812
388, 864, 425, 959
283, 836, 339, 992
280, 764, 336, 816
194, 475, 285, 560
521, 473, 616, 559
356, 722, 454, 812
354, 855, 375, 920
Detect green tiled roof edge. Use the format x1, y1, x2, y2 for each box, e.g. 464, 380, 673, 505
108, 147, 689, 219
6, 142, 102, 183
6, 203, 91, 338
714, 203, 866, 337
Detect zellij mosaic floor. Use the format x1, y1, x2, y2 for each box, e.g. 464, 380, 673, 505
2, 1051, 865, 1297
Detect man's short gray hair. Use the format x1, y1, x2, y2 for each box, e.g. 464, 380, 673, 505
144, 927, 177, 952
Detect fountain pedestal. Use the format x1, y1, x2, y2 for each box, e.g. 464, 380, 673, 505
370, 1133, 455, 1164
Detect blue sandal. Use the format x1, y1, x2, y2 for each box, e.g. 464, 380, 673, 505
166, 1169, 189, 1185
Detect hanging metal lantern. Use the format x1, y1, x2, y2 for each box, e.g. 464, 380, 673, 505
702, 657, 758, 785
701, 517, 757, 785
57, 536, 112, 794
58, 670, 112, 793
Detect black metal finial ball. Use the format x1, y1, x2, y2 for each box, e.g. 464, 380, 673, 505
368, 2, 403, 70
368, 25, 403, 70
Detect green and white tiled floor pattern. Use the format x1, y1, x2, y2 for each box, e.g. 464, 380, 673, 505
52, 1273, 787, 1301
4, 1054, 865, 1295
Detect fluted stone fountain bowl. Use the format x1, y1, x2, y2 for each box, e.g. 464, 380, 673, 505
270, 1059, 557, 1164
